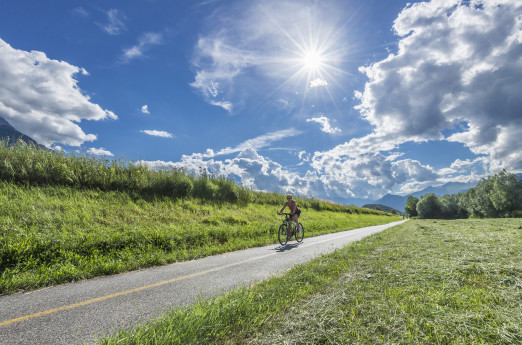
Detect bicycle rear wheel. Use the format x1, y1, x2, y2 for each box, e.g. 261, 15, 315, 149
295, 222, 304, 243
278, 223, 289, 245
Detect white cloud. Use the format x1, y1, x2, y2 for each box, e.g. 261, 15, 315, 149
0, 38, 117, 147
98, 9, 126, 35
141, 105, 150, 114
122, 32, 163, 62
138, 148, 313, 195
309, 78, 328, 88
306, 116, 340, 134
138, 146, 441, 201
140, 130, 173, 138
88, 147, 114, 156
352, 0, 522, 173
203, 128, 303, 158
190, 1, 346, 113
132, 0, 522, 202
305, 0, 522, 199
210, 100, 233, 112
72, 7, 89, 18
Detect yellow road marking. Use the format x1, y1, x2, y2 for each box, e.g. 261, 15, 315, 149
0, 252, 275, 327
0, 222, 398, 328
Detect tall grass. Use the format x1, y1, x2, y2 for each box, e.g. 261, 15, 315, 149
0, 140, 382, 214
0, 181, 400, 294
0, 141, 400, 294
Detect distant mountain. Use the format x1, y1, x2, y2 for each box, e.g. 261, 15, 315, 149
372, 181, 479, 211
362, 203, 401, 214
0, 116, 42, 147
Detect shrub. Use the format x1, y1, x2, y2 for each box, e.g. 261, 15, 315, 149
193, 178, 218, 200
216, 178, 238, 203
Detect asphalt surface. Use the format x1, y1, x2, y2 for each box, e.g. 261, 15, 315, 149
0, 220, 405, 345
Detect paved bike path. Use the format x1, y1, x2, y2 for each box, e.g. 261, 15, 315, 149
0, 221, 405, 345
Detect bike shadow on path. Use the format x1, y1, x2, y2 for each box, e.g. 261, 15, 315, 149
273, 243, 300, 252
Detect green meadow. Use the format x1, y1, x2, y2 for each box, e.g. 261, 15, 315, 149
98, 219, 521, 345
0, 142, 399, 294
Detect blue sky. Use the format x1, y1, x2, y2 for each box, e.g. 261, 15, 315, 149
1, 0, 521, 204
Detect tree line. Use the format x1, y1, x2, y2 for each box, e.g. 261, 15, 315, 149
405, 170, 522, 219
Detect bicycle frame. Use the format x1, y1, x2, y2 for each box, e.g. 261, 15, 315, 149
277, 212, 303, 245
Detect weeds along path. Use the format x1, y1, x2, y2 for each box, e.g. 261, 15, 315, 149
0, 220, 405, 345
0, 182, 400, 295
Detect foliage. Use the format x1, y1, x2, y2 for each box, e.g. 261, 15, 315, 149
404, 195, 419, 218
408, 170, 522, 219
416, 193, 444, 219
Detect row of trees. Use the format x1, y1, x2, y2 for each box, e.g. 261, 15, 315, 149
405, 170, 522, 219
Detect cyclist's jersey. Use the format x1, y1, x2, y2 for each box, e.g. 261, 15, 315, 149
288, 200, 298, 213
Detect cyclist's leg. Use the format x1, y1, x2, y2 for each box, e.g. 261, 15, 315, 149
291, 213, 299, 230
287, 214, 295, 238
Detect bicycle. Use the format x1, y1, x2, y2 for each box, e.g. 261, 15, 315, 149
277, 212, 304, 246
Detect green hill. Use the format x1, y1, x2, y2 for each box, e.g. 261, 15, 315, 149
0, 142, 401, 294
363, 203, 401, 215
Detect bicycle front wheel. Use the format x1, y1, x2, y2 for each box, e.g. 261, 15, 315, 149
295, 223, 304, 243
278, 223, 289, 246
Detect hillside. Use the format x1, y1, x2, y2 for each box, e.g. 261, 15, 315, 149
362, 203, 401, 215
0, 143, 401, 294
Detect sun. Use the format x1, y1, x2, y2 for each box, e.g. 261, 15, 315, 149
301, 50, 324, 72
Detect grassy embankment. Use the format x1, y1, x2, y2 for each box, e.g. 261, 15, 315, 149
0, 142, 400, 294
98, 219, 521, 345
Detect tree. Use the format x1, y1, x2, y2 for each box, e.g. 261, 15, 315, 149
440, 193, 468, 219
404, 195, 419, 218
416, 193, 443, 219
489, 170, 520, 216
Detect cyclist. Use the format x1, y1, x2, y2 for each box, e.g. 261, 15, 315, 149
278, 194, 301, 238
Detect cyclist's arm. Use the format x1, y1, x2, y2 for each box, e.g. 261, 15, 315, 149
279, 202, 288, 214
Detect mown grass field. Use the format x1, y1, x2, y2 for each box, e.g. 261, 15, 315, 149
0, 181, 400, 295
97, 219, 521, 345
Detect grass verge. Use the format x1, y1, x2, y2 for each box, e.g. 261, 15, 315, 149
0, 181, 400, 295
97, 219, 521, 345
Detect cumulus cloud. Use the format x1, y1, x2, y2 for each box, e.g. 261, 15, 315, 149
137, 126, 440, 200
309, 78, 328, 88
352, 0, 522, 172
141, 105, 150, 114
121, 32, 163, 62
136, 0, 522, 202
98, 9, 126, 35
0, 38, 117, 147
140, 130, 173, 138
88, 147, 114, 156
190, 1, 345, 113
139, 148, 319, 196
306, 116, 340, 134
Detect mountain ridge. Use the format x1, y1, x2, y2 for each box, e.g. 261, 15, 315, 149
0, 116, 42, 147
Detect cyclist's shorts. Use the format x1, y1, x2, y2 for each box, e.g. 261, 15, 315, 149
291, 208, 302, 217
